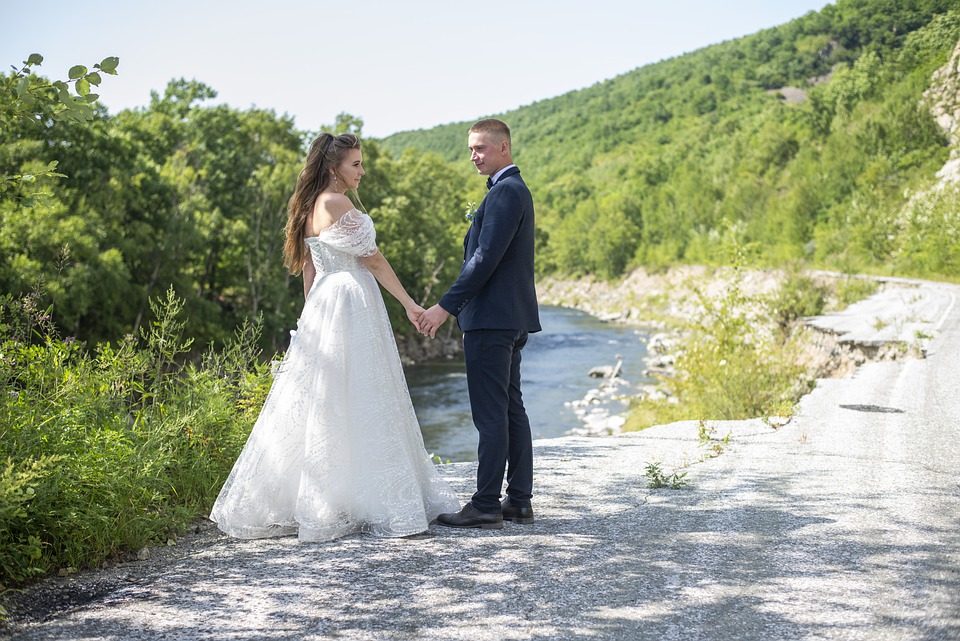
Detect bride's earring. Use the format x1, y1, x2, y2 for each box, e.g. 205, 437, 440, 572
332, 173, 339, 193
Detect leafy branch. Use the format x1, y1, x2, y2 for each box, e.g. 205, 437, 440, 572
1, 52, 119, 201
3, 52, 119, 124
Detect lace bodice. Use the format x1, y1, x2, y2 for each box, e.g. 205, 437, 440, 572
304, 209, 378, 276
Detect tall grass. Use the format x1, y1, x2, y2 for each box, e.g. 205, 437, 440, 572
0, 288, 272, 593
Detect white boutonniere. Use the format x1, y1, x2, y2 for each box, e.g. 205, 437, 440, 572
464, 201, 479, 223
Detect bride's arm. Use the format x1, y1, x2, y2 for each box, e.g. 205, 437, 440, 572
361, 251, 423, 324
302, 258, 316, 300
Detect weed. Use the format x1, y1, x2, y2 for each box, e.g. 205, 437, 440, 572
644, 461, 688, 489
697, 420, 731, 460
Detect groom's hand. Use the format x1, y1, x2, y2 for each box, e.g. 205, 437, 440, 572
420, 304, 450, 339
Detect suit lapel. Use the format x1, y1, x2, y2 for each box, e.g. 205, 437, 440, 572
464, 166, 520, 256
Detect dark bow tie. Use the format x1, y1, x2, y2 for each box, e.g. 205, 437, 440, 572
486, 177, 494, 190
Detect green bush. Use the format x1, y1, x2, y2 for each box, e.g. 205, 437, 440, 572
626, 246, 813, 430
896, 184, 960, 277
668, 272, 809, 421
770, 266, 828, 328
833, 274, 880, 308
0, 288, 271, 588
0, 456, 61, 590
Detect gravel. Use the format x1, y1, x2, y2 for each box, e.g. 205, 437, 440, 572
3, 280, 958, 641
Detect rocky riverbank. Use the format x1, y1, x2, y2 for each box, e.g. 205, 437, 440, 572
538, 265, 918, 373
538, 265, 797, 325
534, 266, 931, 435
395, 326, 461, 365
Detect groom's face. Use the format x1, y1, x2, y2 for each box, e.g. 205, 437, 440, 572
468, 132, 508, 176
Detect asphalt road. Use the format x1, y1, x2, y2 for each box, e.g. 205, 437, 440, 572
4, 280, 959, 641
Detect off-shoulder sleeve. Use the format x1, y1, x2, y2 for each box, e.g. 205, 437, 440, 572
320, 209, 378, 257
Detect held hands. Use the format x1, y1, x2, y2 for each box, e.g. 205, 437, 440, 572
418, 304, 450, 339
406, 304, 425, 329
406, 301, 449, 338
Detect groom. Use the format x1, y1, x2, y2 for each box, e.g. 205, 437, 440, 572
419, 118, 541, 530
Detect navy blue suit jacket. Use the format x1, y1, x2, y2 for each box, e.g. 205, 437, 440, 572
439, 166, 541, 333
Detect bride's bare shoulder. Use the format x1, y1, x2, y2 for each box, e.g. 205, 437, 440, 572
309, 194, 356, 235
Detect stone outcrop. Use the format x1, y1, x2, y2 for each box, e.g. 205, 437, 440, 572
925, 38, 960, 145
922, 37, 960, 185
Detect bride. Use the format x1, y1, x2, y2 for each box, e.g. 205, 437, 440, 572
210, 132, 459, 541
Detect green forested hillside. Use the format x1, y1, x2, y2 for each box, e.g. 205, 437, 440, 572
383, 0, 960, 279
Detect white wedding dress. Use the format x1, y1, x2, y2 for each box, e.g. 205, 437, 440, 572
210, 209, 459, 541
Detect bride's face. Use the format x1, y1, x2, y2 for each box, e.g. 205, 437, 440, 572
333, 148, 365, 191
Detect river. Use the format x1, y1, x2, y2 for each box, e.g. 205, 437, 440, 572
405, 305, 653, 462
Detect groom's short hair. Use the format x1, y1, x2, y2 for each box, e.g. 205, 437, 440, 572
470, 119, 511, 145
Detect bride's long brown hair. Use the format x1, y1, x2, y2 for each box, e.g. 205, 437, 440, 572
283, 132, 362, 275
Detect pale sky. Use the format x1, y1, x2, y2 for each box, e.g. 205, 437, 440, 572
3, 0, 834, 138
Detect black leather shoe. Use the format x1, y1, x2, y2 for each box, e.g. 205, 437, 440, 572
501, 497, 534, 524
437, 503, 504, 530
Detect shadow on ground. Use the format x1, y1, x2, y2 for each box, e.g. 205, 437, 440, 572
9, 433, 958, 641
